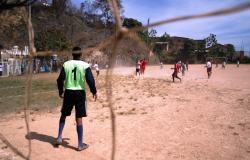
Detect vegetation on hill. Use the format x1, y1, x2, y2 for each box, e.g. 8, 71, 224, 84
0, 7, 28, 48
0, 0, 249, 64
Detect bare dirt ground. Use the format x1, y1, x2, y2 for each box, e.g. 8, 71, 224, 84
0, 64, 250, 160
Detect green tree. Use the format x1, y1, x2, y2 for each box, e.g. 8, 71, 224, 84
208, 44, 229, 58
122, 17, 157, 49
158, 49, 178, 63
180, 40, 196, 62
35, 29, 71, 51
146, 29, 157, 49
159, 32, 170, 42
148, 29, 157, 38
122, 18, 142, 29
52, 0, 70, 14
205, 33, 217, 48
93, 0, 122, 25
0, 0, 36, 11
195, 40, 206, 62
138, 30, 148, 43
225, 44, 235, 60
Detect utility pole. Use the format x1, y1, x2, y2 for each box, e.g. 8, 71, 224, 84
240, 40, 244, 52
147, 18, 151, 60
147, 18, 150, 47
240, 40, 244, 59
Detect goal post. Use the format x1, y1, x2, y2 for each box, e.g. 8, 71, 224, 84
206, 56, 227, 63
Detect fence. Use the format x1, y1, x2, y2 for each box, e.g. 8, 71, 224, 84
0, 57, 62, 77
0, 62, 9, 77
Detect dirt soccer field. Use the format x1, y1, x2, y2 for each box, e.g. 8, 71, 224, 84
0, 64, 250, 160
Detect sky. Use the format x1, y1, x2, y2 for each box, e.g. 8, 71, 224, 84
73, 0, 250, 53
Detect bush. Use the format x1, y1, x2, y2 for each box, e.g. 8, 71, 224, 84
35, 29, 72, 51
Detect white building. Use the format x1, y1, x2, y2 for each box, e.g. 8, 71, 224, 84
0, 46, 29, 77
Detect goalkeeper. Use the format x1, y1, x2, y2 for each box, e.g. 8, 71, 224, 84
56, 46, 97, 151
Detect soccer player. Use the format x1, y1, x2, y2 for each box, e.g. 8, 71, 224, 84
185, 60, 189, 71
135, 60, 141, 77
205, 59, 212, 79
140, 58, 148, 75
222, 60, 226, 69
93, 62, 100, 77
160, 62, 163, 69
171, 61, 181, 82
56, 46, 97, 151
181, 62, 186, 76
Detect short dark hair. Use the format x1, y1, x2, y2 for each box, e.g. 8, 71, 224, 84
72, 46, 82, 54
72, 46, 82, 59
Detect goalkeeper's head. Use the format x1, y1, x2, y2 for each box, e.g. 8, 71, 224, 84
72, 46, 82, 60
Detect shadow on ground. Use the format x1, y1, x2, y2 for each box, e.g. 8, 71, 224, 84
25, 132, 76, 150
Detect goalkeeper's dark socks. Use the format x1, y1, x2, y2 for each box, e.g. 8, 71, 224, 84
76, 125, 83, 146
58, 117, 65, 139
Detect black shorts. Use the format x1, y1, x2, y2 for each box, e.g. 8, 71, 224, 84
207, 68, 212, 73
61, 90, 87, 118
136, 68, 140, 72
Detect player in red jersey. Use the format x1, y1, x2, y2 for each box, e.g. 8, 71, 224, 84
171, 61, 181, 82
140, 58, 148, 76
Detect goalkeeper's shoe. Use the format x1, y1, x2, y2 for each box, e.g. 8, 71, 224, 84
77, 143, 88, 151
56, 137, 62, 145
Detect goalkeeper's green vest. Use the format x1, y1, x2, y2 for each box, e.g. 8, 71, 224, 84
63, 60, 90, 90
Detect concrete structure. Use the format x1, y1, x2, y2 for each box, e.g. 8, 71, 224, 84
154, 36, 206, 53
168, 36, 189, 51
155, 42, 169, 52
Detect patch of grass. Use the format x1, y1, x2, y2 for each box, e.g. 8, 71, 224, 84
0, 75, 59, 114
0, 76, 24, 88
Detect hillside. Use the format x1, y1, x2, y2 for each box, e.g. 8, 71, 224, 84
0, 4, 150, 65
0, 5, 109, 51
0, 7, 28, 49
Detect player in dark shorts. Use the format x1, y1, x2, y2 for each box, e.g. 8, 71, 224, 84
206, 59, 212, 79
136, 60, 141, 76
186, 60, 189, 71
140, 58, 148, 75
56, 46, 97, 151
